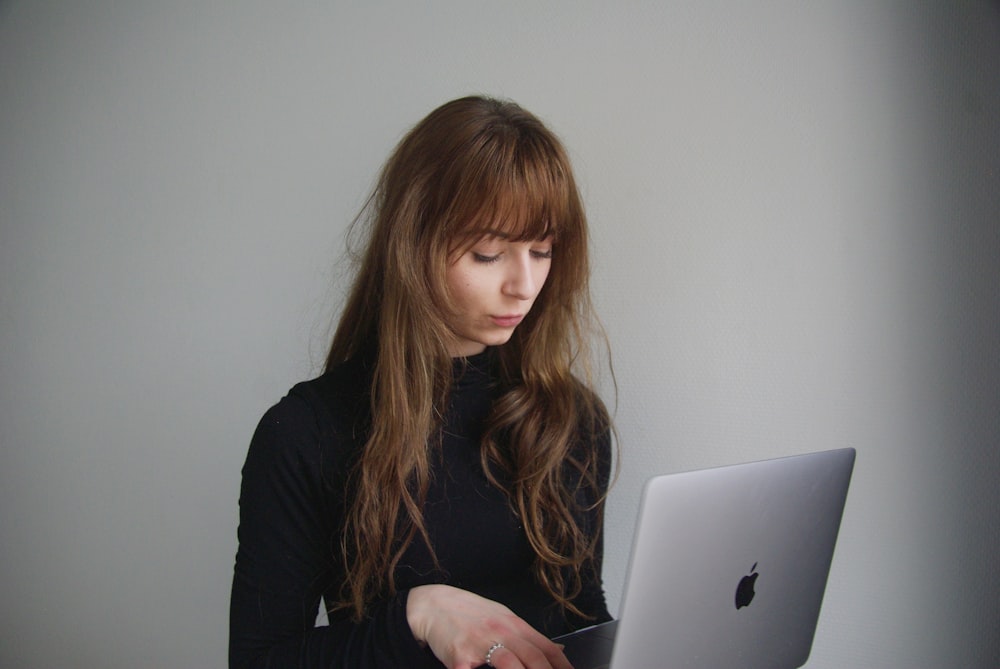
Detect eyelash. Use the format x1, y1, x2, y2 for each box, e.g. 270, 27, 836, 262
473, 249, 553, 264
473, 253, 501, 264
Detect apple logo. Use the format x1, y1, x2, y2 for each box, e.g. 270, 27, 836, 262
734, 562, 759, 609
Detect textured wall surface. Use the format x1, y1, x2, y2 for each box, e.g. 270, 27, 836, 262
1, 2, 997, 667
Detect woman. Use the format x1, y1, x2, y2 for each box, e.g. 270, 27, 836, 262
230, 96, 614, 669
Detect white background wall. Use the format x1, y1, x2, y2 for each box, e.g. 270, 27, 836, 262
1, 2, 997, 667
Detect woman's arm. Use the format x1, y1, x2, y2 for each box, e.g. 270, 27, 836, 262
229, 391, 438, 669
229, 381, 598, 668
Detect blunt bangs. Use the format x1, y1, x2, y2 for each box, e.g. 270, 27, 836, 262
440, 116, 581, 255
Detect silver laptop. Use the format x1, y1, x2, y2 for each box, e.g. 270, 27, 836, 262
557, 448, 855, 669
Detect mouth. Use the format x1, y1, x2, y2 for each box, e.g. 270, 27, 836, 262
490, 314, 524, 328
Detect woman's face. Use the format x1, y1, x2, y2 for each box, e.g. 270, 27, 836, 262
444, 233, 553, 357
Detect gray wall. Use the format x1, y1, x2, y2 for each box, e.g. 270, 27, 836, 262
1, 2, 997, 667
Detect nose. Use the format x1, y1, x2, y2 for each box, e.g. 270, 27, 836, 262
502, 252, 538, 300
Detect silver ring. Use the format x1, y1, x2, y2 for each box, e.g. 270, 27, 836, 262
485, 641, 505, 667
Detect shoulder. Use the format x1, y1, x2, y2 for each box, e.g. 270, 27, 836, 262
286, 356, 373, 426
245, 357, 373, 487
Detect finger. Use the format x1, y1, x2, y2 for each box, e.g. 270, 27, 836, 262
487, 644, 525, 669
512, 631, 572, 669
482, 615, 571, 669
496, 638, 571, 669
534, 642, 572, 669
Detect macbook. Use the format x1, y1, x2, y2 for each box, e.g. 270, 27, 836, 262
557, 448, 856, 669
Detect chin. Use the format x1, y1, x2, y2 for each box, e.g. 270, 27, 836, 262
487, 333, 516, 347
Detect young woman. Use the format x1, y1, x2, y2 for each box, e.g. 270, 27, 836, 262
229, 96, 614, 669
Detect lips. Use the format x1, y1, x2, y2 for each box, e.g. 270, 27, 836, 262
490, 314, 524, 328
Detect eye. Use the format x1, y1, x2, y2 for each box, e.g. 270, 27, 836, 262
530, 248, 553, 260
472, 252, 502, 264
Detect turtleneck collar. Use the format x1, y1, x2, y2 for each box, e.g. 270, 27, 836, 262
451, 347, 496, 390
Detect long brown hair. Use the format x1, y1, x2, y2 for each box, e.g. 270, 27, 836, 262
326, 96, 612, 620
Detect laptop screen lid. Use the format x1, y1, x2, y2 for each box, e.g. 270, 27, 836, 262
583, 448, 855, 669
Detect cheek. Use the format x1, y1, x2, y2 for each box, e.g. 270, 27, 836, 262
446, 266, 477, 310
536, 264, 552, 292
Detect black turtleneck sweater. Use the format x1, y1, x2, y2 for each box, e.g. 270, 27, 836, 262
229, 350, 612, 668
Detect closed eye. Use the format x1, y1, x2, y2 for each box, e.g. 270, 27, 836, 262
473, 253, 502, 264
531, 248, 553, 260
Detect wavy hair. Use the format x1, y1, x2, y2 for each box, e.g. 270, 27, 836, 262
326, 96, 612, 620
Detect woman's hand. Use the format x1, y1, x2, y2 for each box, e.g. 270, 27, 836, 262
406, 584, 573, 669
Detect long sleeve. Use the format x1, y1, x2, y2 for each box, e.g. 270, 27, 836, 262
229, 355, 614, 667
229, 390, 440, 669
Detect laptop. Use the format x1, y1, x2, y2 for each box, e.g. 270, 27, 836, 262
556, 448, 855, 669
